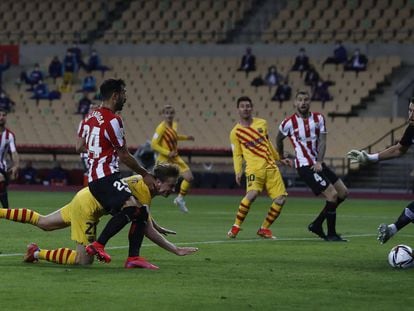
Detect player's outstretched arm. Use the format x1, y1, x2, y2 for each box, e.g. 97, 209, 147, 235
145, 219, 198, 256
347, 143, 408, 165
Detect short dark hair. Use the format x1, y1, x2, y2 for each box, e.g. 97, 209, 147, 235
99, 79, 125, 101
153, 163, 179, 182
237, 96, 253, 108
295, 90, 310, 98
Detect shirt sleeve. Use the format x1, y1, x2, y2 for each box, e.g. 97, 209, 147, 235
279, 118, 291, 137
8, 131, 17, 153
107, 116, 126, 148
399, 125, 414, 147
230, 128, 243, 175
151, 123, 170, 156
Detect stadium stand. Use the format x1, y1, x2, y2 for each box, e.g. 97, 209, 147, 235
0, 0, 412, 188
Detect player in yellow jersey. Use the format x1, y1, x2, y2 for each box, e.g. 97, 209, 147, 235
151, 105, 194, 213
0, 164, 198, 269
228, 96, 290, 239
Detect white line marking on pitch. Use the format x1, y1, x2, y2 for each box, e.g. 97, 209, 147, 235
2, 233, 414, 258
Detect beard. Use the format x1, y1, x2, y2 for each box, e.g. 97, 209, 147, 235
115, 97, 126, 111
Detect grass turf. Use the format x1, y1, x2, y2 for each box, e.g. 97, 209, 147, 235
0, 191, 413, 310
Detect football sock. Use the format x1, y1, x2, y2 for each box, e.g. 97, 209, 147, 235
394, 202, 414, 230
325, 201, 338, 236
97, 206, 138, 245
0, 208, 40, 225
38, 248, 77, 265
234, 197, 251, 227
312, 208, 326, 227
179, 179, 191, 196
128, 220, 146, 257
337, 197, 345, 206
261, 202, 283, 229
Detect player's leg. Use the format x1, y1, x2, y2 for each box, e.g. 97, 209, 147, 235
258, 169, 288, 239
378, 201, 414, 244
24, 243, 78, 265
0, 207, 41, 226
0, 171, 9, 208
87, 174, 137, 262
320, 184, 344, 241
228, 171, 262, 238
228, 189, 259, 238
320, 165, 348, 241
173, 158, 192, 213
124, 205, 158, 270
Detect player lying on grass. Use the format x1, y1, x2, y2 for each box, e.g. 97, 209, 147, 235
347, 97, 414, 244
0, 164, 198, 269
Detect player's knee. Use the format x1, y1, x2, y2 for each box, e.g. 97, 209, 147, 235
37, 218, 55, 231
245, 191, 258, 202
273, 196, 286, 206
124, 205, 148, 222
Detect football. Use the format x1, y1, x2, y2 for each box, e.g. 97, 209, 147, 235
388, 244, 414, 269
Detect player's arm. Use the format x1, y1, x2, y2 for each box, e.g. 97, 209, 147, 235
10, 151, 19, 180
117, 144, 156, 190
276, 130, 293, 167
177, 134, 194, 141
8, 134, 19, 180
144, 217, 198, 256
311, 132, 327, 172
151, 125, 171, 156
230, 130, 243, 185
348, 125, 413, 164
75, 136, 87, 153
151, 216, 176, 236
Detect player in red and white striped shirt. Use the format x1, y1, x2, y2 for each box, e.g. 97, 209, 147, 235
0, 109, 19, 208
76, 79, 156, 265
276, 90, 348, 242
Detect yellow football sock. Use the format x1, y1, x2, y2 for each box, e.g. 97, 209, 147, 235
235, 197, 251, 227
179, 179, 191, 196
261, 202, 283, 229
0, 208, 40, 225
38, 248, 77, 265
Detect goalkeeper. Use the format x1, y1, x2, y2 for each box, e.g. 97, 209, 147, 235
347, 97, 414, 244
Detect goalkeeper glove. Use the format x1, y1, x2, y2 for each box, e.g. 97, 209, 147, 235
347, 150, 378, 164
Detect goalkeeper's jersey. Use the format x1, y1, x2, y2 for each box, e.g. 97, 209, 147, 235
230, 117, 280, 174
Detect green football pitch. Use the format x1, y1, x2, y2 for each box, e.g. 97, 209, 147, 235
0, 191, 413, 311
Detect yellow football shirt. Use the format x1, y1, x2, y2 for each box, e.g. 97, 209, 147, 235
230, 117, 280, 174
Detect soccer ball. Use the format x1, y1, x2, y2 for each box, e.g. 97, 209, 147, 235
388, 245, 414, 269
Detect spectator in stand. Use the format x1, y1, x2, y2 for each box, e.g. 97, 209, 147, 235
61, 50, 78, 91
264, 65, 281, 88
304, 65, 320, 88
48, 56, 63, 83
0, 91, 14, 112
311, 80, 333, 107
0, 54, 10, 90
20, 161, 38, 184
271, 79, 292, 106
344, 49, 368, 74
291, 48, 310, 75
238, 47, 256, 76
30, 80, 49, 101
80, 73, 97, 93
323, 41, 348, 67
21, 63, 44, 90
68, 44, 87, 70
87, 50, 110, 75
47, 162, 68, 186
76, 92, 93, 117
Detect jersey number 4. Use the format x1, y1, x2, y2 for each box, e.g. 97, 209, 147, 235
83, 125, 103, 159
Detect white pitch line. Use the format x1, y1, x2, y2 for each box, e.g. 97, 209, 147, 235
3, 233, 414, 258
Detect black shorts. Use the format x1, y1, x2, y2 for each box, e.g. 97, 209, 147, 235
88, 173, 132, 215
297, 163, 339, 196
